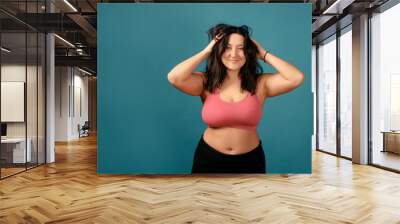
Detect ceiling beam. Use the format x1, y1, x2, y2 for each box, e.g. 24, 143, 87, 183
322, 0, 355, 14
55, 55, 96, 72
312, 0, 355, 34
67, 13, 97, 44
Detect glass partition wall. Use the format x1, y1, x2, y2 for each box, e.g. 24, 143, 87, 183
0, 30, 27, 177
317, 34, 337, 155
0, 2, 46, 179
370, 3, 400, 171
316, 0, 400, 172
316, 25, 353, 159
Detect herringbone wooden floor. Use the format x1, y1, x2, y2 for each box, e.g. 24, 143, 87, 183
1, 134, 400, 224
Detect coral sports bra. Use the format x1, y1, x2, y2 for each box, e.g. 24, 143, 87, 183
201, 88, 263, 131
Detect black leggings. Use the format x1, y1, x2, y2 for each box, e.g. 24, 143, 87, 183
191, 134, 266, 174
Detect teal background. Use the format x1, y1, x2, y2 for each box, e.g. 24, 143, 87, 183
98, 3, 312, 174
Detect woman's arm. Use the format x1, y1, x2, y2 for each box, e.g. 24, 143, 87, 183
167, 50, 210, 84
167, 34, 223, 96
252, 38, 305, 97
166, 50, 209, 96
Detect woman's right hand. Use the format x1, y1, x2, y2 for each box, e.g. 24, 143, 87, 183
203, 33, 224, 55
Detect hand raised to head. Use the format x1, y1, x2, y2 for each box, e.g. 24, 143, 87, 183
203, 33, 225, 54
251, 38, 267, 60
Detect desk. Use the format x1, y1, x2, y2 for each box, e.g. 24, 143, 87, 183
381, 131, 400, 154
1, 138, 32, 163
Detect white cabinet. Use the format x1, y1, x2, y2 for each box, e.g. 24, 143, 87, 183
1, 138, 32, 163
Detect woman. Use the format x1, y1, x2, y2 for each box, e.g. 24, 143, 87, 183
167, 24, 304, 174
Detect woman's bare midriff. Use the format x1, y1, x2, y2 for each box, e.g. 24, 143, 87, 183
203, 127, 261, 155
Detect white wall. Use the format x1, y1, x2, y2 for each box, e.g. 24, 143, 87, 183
1, 65, 26, 136
72, 73, 89, 138
1, 65, 25, 81
1, 65, 40, 137
55, 67, 89, 141
55, 66, 69, 141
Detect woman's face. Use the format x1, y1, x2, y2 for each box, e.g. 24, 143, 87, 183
221, 33, 246, 72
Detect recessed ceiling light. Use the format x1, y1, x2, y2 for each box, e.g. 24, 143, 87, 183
1, 47, 11, 53
54, 34, 75, 48
63, 0, 78, 12
78, 67, 92, 76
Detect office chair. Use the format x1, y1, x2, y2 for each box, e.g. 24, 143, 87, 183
79, 121, 90, 138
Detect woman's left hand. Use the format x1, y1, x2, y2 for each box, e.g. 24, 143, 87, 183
251, 38, 267, 60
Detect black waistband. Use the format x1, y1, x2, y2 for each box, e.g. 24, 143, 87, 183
199, 134, 263, 157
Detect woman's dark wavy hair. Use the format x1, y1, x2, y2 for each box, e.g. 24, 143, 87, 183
204, 23, 263, 95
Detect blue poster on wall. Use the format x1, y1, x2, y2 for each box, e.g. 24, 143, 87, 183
98, 3, 312, 174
